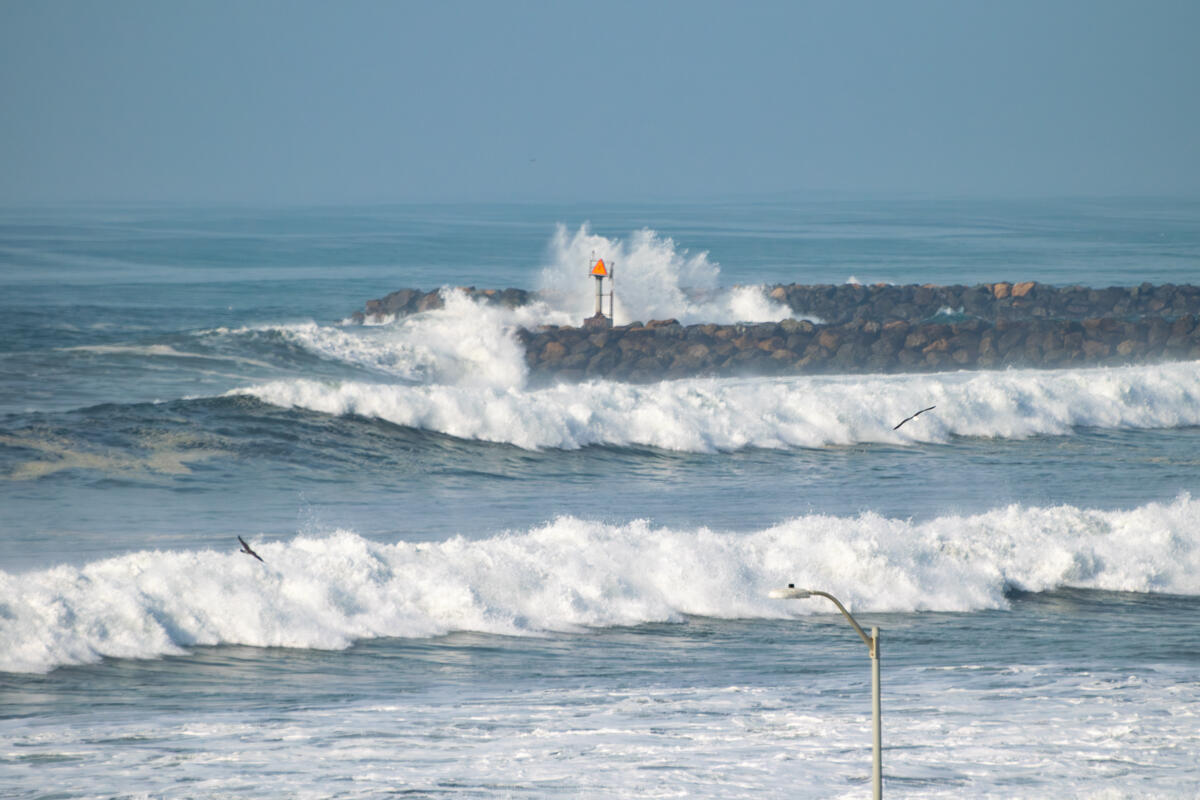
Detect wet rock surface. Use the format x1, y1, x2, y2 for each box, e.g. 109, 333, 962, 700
349, 287, 532, 322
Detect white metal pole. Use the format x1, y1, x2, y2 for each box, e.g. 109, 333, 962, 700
769, 586, 883, 798
609, 263, 614, 319
871, 626, 882, 800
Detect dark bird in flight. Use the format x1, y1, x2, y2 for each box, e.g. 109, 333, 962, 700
893, 405, 936, 430
238, 536, 264, 563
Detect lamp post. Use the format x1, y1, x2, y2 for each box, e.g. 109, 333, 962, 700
770, 584, 882, 799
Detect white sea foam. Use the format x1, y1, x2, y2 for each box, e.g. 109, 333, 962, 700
198, 292, 568, 389
231, 360, 1200, 451
2, 494, 1198, 673
538, 225, 793, 325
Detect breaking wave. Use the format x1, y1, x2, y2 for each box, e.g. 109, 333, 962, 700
230, 360, 1200, 451
3, 495, 1197, 673
204, 292, 557, 388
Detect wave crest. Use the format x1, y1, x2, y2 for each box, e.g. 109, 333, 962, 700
231, 361, 1200, 451
3, 495, 1198, 673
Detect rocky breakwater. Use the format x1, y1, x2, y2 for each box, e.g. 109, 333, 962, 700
350, 282, 1200, 382
520, 312, 1200, 383
769, 280, 1200, 324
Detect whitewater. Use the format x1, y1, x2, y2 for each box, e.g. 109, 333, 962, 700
4, 495, 1199, 675
230, 358, 1200, 451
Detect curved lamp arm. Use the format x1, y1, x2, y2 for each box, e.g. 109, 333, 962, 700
769, 585, 876, 656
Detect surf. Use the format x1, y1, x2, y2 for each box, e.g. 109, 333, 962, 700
229, 359, 1200, 452
3, 494, 1197, 674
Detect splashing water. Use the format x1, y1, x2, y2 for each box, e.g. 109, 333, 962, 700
226, 226, 796, 394
538, 224, 792, 325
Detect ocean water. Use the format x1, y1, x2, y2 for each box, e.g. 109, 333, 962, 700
2, 198, 1199, 798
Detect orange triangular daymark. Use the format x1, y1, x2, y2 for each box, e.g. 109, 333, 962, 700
590, 259, 608, 277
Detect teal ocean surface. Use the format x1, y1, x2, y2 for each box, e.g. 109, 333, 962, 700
2, 198, 1199, 798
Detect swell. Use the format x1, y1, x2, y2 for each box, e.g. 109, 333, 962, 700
3, 494, 1197, 673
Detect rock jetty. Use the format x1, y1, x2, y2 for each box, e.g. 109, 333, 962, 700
351, 282, 1200, 383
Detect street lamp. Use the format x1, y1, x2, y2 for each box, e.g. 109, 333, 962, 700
770, 584, 882, 799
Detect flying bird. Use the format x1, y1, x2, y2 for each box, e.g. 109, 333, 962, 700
893, 405, 936, 430
238, 536, 264, 563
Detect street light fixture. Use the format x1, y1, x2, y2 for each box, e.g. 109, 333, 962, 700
770, 584, 882, 799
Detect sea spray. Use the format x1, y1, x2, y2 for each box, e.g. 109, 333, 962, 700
538, 224, 791, 325
205, 290, 569, 389
4, 495, 1198, 673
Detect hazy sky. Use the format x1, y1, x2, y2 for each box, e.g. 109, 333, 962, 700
2, 0, 1198, 204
